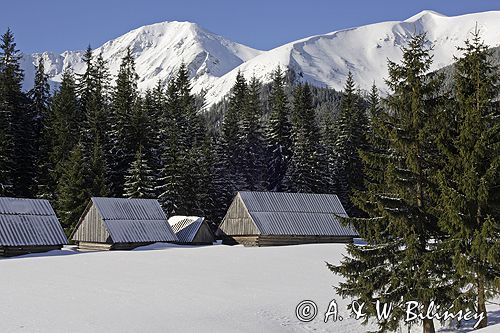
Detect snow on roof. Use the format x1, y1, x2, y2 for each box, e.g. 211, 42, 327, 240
223, 192, 357, 237
91, 197, 178, 243
168, 216, 205, 243
0, 197, 68, 246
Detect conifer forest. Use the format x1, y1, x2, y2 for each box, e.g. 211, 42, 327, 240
0, 26, 499, 332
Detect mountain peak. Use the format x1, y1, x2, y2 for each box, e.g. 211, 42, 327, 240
406, 10, 447, 22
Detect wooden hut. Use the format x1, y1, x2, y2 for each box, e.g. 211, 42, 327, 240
0, 197, 68, 256
71, 197, 178, 250
168, 216, 215, 245
217, 191, 358, 246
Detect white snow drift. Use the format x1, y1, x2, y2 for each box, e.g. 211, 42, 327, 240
0, 243, 498, 332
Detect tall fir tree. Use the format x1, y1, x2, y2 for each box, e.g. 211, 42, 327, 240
28, 57, 52, 197
329, 34, 451, 333
265, 66, 292, 191
108, 47, 139, 196
84, 52, 111, 196
239, 76, 266, 190
157, 78, 183, 214
55, 144, 88, 233
436, 31, 500, 329
283, 83, 323, 193
48, 69, 81, 186
215, 71, 247, 207
157, 65, 214, 216
333, 71, 369, 214
0, 28, 33, 197
76, 45, 94, 119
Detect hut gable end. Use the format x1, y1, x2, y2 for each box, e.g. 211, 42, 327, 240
72, 202, 110, 243
218, 193, 261, 236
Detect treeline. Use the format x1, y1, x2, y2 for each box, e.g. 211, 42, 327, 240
330, 32, 499, 333
0, 28, 367, 232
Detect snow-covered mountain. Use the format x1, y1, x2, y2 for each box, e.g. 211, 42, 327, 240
21, 21, 263, 95
203, 10, 500, 105
21, 11, 500, 107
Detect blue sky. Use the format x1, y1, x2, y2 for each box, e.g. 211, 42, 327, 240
1, 0, 499, 53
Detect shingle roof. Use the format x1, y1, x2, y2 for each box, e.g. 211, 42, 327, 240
91, 197, 178, 243
168, 216, 204, 243
0, 197, 68, 246
236, 192, 357, 237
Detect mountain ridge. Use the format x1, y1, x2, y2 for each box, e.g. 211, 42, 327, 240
20, 10, 500, 106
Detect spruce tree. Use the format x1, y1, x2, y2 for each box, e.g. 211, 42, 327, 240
265, 66, 292, 191
28, 57, 52, 197
283, 83, 322, 193
333, 71, 369, 213
330, 34, 450, 333
436, 31, 500, 329
48, 70, 81, 184
142, 83, 164, 177
240, 76, 266, 190
0, 28, 33, 197
216, 71, 247, 203
56, 144, 88, 233
124, 146, 156, 199
76, 45, 94, 118
157, 78, 183, 214
83, 52, 111, 197
108, 47, 139, 196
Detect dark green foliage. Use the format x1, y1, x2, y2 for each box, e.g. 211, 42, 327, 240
78, 50, 111, 197
157, 64, 215, 217
108, 47, 139, 196
217, 71, 247, 196
330, 34, 451, 333
55, 144, 88, 233
124, 145, 156, 198
265, 67, 292, 191
239, 76, 267, 190
48, 70, 81, 184
436, 31, 500, 328
283, 83, 325, 193
333, 72, 369, 214
0, 28, 34, 197
28, 57, 52, 198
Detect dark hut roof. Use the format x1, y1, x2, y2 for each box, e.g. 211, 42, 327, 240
0, 197, 68, 246
222, 192, 357, 237
89, 197, 178, 243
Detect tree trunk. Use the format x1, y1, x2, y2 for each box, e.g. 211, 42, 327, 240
476, 205, 488, 329
477, 276, 488, 329
422, 301, 436, 333
423, 318, 435, 333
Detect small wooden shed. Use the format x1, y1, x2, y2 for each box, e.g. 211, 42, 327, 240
71, 197, 178, 250
0, 197, 68, 256
168, 216, 215, 245
217, 191, 358, 246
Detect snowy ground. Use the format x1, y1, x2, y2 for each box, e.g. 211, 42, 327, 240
0, 243, 498, 333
